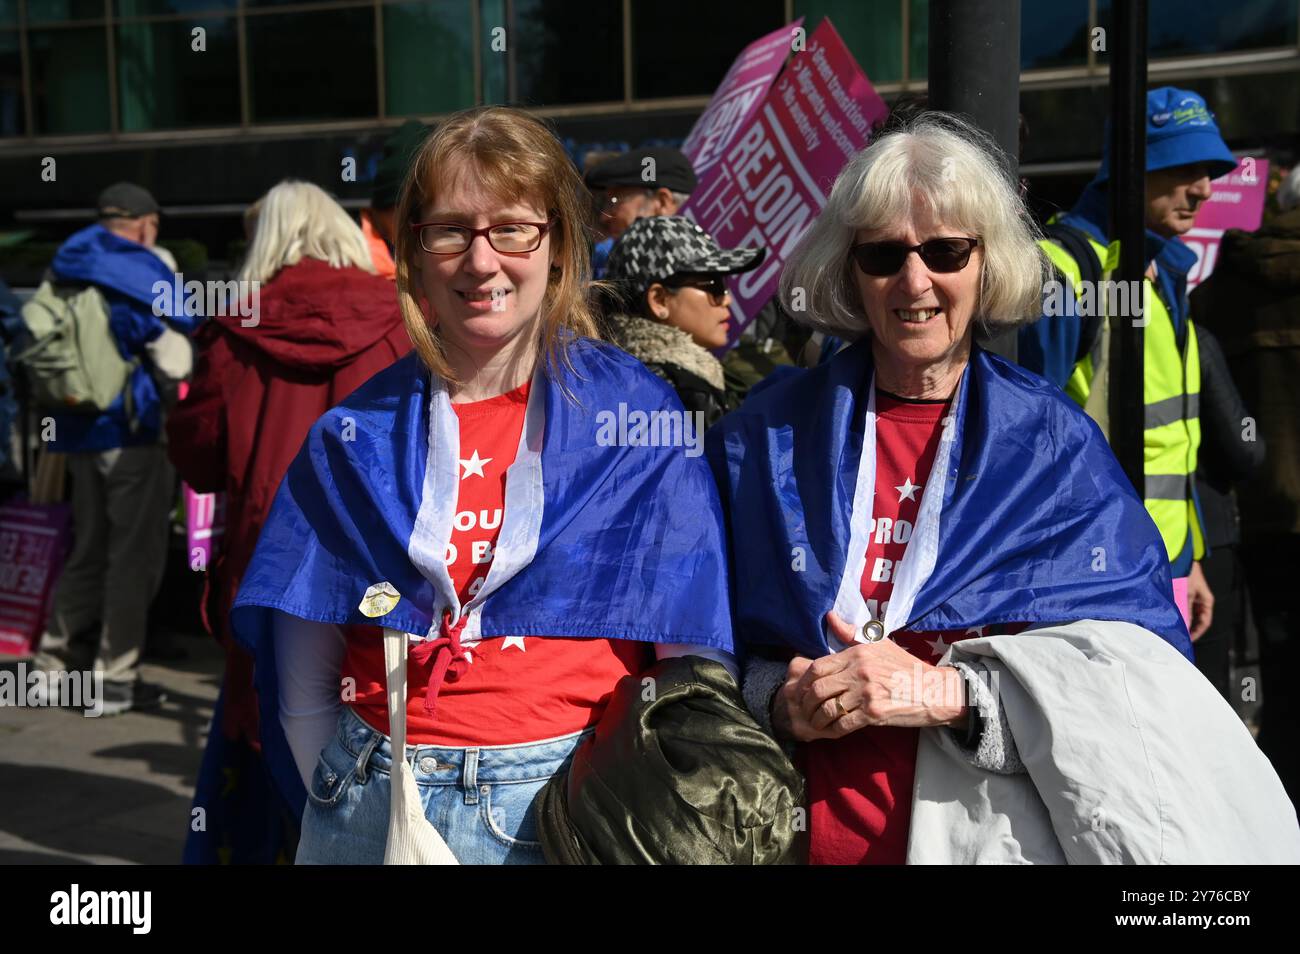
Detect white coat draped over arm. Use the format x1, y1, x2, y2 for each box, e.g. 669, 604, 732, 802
905, 619, 1300, 864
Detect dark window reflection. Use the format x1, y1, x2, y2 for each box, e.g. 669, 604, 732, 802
1021, 0, 1089, 70
247, 9, 377, 122
27, 0, 103, 22
909, 0, 927, 83
1097, 0, 1298, 56
385, 1, 475, 115
117, 18, 240, 130
481, 0, 506, 103
0, 30, 23, 135
30, 27, 111, 133
633, 0, 784, 99
246, 0, 358, 6
796, 0, 903, 84
116, 0, 238, 15
514, 0, 621, 105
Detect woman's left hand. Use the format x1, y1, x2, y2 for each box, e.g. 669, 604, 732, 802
792, 611, 969, 735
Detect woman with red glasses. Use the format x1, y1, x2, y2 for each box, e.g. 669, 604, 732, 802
227, 106, 735, 864
602, 215, 765, 426
707, 111, 1298, 864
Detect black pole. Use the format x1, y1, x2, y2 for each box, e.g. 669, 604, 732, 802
17, 366, 30, 491
929, 0, 1021, 362
1107, 0, 1148, 495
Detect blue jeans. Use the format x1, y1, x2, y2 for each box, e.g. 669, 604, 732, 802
296, 706, 587, 865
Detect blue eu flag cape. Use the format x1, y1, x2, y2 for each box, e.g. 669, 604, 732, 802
231, 338, 733, 814
705, 338, 1191, 661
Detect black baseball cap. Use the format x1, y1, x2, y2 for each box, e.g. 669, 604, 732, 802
96, 182, 160, 219
584, 148, 698, 194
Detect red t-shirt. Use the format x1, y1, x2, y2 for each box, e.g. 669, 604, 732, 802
803, 391, 1019, 865
342, 380, 650, 746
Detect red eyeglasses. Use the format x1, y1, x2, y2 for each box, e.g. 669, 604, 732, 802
409, 219, 555, 254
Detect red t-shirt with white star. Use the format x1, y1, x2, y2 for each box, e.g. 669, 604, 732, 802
802, 391, 1022, 865
341, 380, 650, 746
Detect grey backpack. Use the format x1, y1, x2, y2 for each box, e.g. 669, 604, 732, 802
14, 277, 137, 417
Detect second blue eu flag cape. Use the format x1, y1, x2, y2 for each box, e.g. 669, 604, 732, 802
706, 338, 1191, 661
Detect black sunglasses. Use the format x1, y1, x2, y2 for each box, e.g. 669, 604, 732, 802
849, 237, 980, 276
663, 274, 729, 303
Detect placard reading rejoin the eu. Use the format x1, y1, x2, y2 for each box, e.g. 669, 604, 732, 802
681, 19, 803, 177
680, 19, 888, 347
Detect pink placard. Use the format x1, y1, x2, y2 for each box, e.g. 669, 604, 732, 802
681, 19, 804, 177
0, 500, 72, 657
1185, 158, 1269, 290
680, 18, 888, 345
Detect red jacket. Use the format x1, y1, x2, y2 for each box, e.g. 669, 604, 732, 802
167, 258, 412, 744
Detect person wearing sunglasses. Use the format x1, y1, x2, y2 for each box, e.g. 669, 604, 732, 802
706, 110, 1298, 864
602, 215, 766, 427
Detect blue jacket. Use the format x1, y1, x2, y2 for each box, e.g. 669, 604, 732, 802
45, 225, 199, 452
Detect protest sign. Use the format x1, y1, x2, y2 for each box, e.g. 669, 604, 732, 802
680, 19, 888, 346
185, 485, 225, 573
1185, 158, 1269, 290
681, 19, 804, 177
0, 500, 71, 657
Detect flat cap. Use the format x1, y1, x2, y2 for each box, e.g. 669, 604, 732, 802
584, 147, 697, 194
96, 182, 160, 219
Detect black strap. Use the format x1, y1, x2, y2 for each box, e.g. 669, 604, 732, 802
1045, 223, 1104, 366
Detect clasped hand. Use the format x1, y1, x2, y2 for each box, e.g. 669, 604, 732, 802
770, 611, 969, 742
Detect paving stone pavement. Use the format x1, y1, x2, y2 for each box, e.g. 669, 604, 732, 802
0, 633, 223, 864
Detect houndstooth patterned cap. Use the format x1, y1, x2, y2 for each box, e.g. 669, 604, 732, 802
604, 215, 765, 297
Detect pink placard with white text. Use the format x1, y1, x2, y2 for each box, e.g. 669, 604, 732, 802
680, 19, 888, 346
185, 485, 225, 571
681, 20, 804, 178
1185, 159, 1269, 290
0, 501, 71, 657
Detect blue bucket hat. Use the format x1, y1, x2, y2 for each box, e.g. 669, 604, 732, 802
1095, 86, 1238, 183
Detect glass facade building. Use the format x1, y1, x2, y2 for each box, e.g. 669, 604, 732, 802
2, 0, 1295, 137
0, 0, 1296, 242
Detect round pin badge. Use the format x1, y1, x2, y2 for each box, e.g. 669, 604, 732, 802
359, 581, 401, 618
862, 619, 886, 642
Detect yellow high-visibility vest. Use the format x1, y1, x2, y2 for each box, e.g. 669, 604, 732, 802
1040, 234, 1204, 564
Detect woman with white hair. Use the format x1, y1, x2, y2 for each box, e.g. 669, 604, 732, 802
707, 112, 1300, 864
168, 178, 411, 863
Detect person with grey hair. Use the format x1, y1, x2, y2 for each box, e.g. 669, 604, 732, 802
705, 112, 1299, 864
